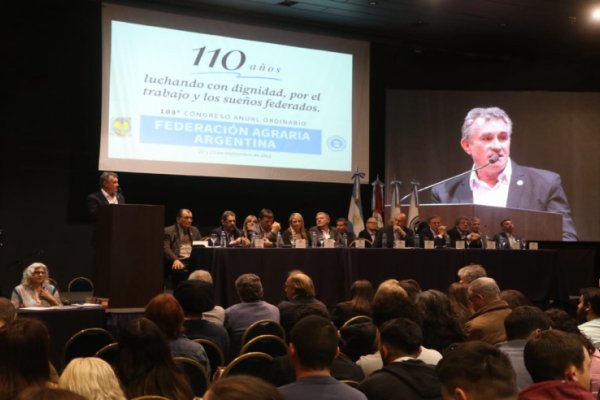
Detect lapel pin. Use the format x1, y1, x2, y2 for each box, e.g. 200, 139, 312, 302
517, 180, 524, 186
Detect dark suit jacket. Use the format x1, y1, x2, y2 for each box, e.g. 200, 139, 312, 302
492, 231, 522, 249
358, 229, 378, 247
307, 226, 339, 247
417, 227, 447, 248
164, 224, 202, 262
210, 226, 244, 247
87, 190, 126, 219
447, 227, 470, 248
431, 161, 577, 240
374, 225, 415, 248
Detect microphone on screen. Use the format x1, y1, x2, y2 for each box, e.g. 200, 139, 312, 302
399, 154, 502, 202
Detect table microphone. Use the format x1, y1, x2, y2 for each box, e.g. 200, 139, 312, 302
400, 154, 500, 201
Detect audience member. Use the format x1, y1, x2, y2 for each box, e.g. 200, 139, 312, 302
545, 307, 580, 333
11, 262, 61, 308
457, 264, 487, 287
308, 212, 339, 246
447, 282, 472, 326
282, 212, 309, 246
267, 306, 365, 386
521, 330, 594, 399
225, 273, 280, 357
174, 279, 229, 356
399, 278, 422, 302
417, 289, 466, 353
500, 289, 532, 309
144, 293, 210, 374
17, 387, 86, 400
204, 375, 284, 400
418, 215, 448, 247
116, 317, 193, 400
357, 279, 441, 377
497, 306, 552, 390
0, 318, 54, 400
335, 217, 356, 246
59, 357, 126, 400
0, 297, 17, 327
188, 269, 225, 324
331, 279, 373, 328
374, 212, 415, 248
358, 317, 442, 400
436, 341, 517, 400
278, 315, 367, 400
545, 307, 600, 397
163, 208, 202, 288
211, 210, 249, 247
358, 217, 379, 246
578, 287, 600, 347
87, 171, 125, 219
256, 208, 282, 246
493, 218, 521, 249
465, 277, 511, 344
277, 272, 329, 336
447, 216, 472, 248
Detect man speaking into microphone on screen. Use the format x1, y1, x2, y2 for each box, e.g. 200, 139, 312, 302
431, 106, 577, 241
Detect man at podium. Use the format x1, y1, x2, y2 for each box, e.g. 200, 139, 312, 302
431, 106, 577, 241
87, 171, 126, 219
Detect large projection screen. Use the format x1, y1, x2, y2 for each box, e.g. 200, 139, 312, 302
385, 90, 600, 241
100, 3, 370, 183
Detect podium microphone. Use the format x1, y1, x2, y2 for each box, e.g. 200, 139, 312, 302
400, 154, 500, 202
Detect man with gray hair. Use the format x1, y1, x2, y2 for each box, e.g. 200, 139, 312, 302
225, 273, 280, 356
431, 106, 577, 241
225, 273, 280, 337
87, 171, 126, 219
457, 264, 487, 286
308, 212, 339, 247
465, 277, 512, 344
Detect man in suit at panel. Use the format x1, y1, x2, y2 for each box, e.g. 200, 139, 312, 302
335, 217, 356, 246
164, 208, 202, 288
467, 217, 485, 248
211, 210, 250, 247
447, 216, 471, 248
374, 212, 415, 248
308, 212, 339, 247
417, 215, 448, 248
87, 171, 126, 219
431, 106, 577, 241
493, 219, 522, 249
358, 217, 379, 247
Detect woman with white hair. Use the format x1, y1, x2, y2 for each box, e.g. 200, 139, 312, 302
11, 262, 61, 308
59, 357, 126, 400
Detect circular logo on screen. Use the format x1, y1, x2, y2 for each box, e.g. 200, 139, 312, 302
111, 117, 131, 136
327, 136, 346, 151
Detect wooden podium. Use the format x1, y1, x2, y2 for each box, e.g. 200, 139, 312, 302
94, 204, 165, 307
403, 204, 563, 241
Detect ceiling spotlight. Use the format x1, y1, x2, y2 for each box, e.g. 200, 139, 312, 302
592, 7, 600, 21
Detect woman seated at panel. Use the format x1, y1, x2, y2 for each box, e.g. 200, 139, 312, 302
282, 212, 308, 246
11, 262, 62, 308
243, 214, 259, 240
